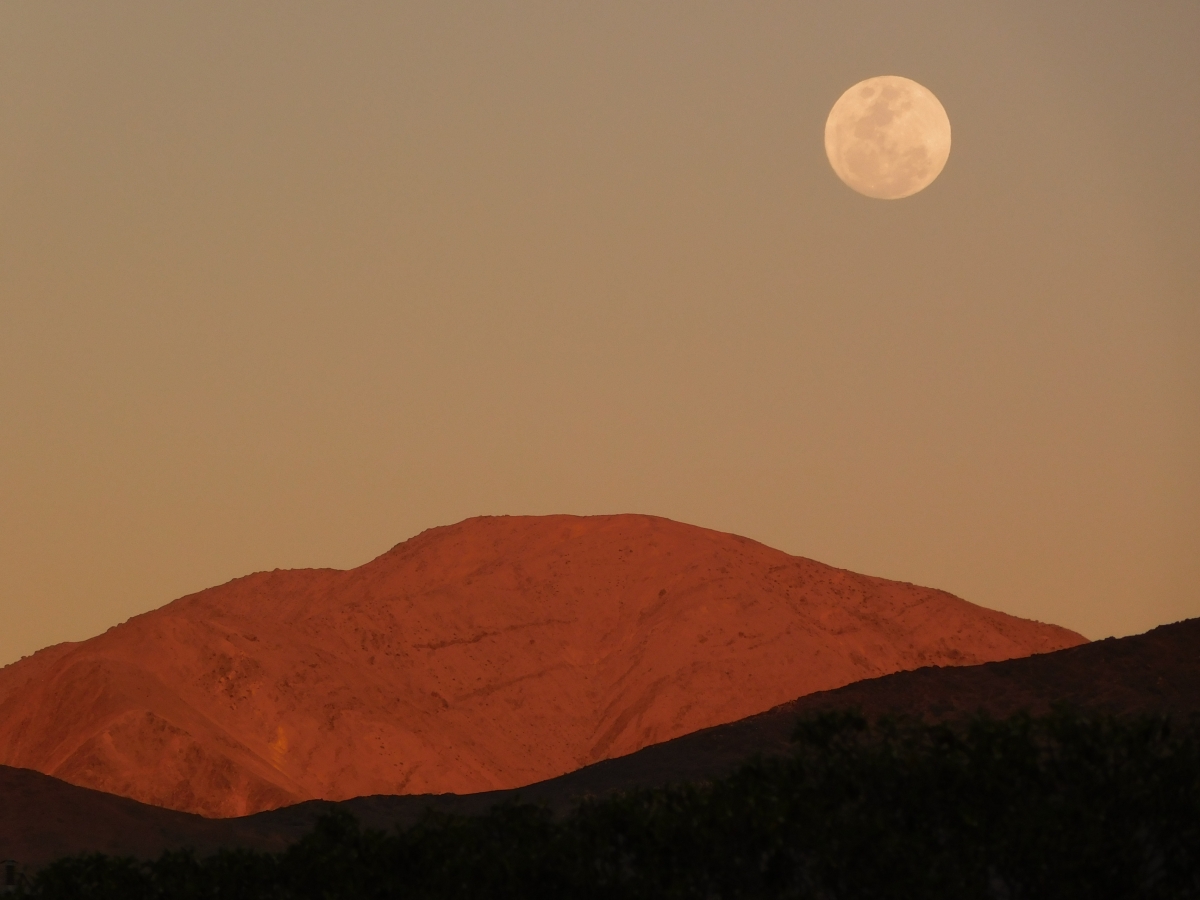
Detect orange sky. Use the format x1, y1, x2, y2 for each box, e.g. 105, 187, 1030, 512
1, 2, 1196, 666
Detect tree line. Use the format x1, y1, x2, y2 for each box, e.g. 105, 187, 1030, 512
20, 707, 1200, 899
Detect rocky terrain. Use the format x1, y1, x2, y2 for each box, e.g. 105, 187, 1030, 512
2, 617, 1194, 868
0, 514, 1083, 817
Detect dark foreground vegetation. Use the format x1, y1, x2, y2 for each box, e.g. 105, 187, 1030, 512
21, 709, 1200, 899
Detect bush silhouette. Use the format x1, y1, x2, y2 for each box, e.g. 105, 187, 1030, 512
20, 708, 1200, 899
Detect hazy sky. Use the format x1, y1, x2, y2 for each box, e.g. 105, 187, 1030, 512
1, 2, 1197, 666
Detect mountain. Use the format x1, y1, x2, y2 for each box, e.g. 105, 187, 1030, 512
0, 514, 1083, 817
3, 618, 1195, 868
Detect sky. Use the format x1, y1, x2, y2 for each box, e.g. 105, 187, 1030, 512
1, 1, 1197, 666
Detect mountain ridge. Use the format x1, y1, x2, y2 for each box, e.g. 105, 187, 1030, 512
0, 514, 1084, 816
2, 617, 1194, 868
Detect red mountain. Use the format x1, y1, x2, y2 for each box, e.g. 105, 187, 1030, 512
5, 618, 1196, 868
0, 515, 1084, 817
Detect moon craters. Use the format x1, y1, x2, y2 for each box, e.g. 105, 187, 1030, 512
824, 75, 952, 200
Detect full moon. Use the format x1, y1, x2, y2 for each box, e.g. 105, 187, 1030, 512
824, 75, 951, 200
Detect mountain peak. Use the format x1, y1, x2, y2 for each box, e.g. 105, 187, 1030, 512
0, 514, 1084, 816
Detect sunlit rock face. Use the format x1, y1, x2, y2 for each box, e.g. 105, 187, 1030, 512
0, 514, 1083, 817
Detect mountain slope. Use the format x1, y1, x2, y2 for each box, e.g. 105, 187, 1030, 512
0, 514, 1084, 816
6, 617, 1195, 868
